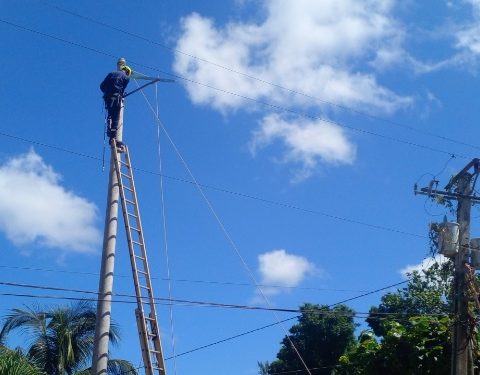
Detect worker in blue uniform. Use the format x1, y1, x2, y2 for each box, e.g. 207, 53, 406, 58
100, 58, 132, 144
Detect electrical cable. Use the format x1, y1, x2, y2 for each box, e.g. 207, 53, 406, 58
0, 128, 427, 240
161, 279, 423, 362
0, 18, 473, 161
137, 87, 313, 375
0, 264, 372, 293
0, 279, 448, 318
151, 79, 179, 375
1, 276, 449, 367
41, 1, 480, 153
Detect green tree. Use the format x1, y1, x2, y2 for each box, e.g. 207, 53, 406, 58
366, 261, 452, 337
259, 303, 356, 375
0, 302, 138, 375
338, 262, 454, 374
339, 316, 451, 375
0, 347, 46, 375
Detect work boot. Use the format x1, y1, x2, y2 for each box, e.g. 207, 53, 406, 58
116, 141, 126, 153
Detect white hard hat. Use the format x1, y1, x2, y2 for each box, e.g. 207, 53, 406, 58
117, 57, 127, 70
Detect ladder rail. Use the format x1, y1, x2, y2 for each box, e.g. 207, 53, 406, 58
111, 141, 167, 375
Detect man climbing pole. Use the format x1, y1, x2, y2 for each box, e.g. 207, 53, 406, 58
100, 57, 132, 148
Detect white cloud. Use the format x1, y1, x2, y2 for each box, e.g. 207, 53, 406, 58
174, 0, 411, 113
442, 0, 480, 68
251, 114, 356, 181
257, 249, 316, 298
399, 255, 448, 279
0, 150, 101, 254
173, 0, 413, 178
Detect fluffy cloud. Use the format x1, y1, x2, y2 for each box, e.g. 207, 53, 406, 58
174, 0, 410, 113
251, 114, 356, 181
399, 255, 448, 279
173, 0, 412, 178
0, 150, 101, 253
455, 1, 480, 56
256, 249, 316, 297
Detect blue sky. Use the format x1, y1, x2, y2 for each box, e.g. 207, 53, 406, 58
1, 0, 480, 374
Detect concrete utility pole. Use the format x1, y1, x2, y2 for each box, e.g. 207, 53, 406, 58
91, 62, 126, 375
415, 158, 480, 375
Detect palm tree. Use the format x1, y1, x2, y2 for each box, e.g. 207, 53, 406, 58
0, 301, 138, 375
0, 347, 46, 375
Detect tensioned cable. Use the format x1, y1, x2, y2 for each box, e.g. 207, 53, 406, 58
0, 18, 472, 160
0, 128, 428, 240
150, 79, 179, 375
136, 88, 446, 372
0, 265, 371, 293
138, 87, 313, 374
2, 277, 439, 364
163, 280, 412, 361
42, 1, 480, 153
1, 280, 444, 318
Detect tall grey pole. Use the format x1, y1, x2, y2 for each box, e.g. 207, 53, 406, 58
451, 172, 473, 375
91, 95, 125, 375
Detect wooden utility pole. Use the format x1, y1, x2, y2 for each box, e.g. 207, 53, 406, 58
415, 158, 480, 375
91, 61, 126, 375
452, 171, 472, 375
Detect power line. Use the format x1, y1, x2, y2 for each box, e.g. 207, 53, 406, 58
161, 279, 424, 361
43, 1, 480, 153
139, 88, 315, 375
0, 17, 472, 161
2, 277, 447, 363
0, 279, 438, 318
0, 264, 372, 293
0, 129, 428, 240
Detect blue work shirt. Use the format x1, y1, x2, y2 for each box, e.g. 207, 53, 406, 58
100, 70, 130, 97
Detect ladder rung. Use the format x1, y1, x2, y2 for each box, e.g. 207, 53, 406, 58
140, 285, 150, 290
127, 212, 138, 218
125, 199, 135, 205
134, 255, 145, 260
147, 332, 157, 337
138, 270, 148, 275
132, 240, 143, 246
124, 186, 133, 192
120, 172, 131, 179
149, 349, 163, 354
120, 160, 129, 166
144, 316, 155, 321
131, 227, 141, 232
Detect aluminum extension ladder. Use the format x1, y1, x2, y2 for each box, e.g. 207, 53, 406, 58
111, 140, 167, 375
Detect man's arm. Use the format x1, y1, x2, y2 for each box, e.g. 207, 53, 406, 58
100, 73, 111, 93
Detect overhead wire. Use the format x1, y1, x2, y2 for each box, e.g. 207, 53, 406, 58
0, 264, 372, 293
0, 12, 458, 370
137, 80, 314, 375
0, 279, 445, 318
41, 1, 480, 153
0, 18, 473, 161
1, 277, 449, 367
0, 10, 458, 371
151, 79, 178, 375
0, 128, 428, 240
128, 86, 442, 375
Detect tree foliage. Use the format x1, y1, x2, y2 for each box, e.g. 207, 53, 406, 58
366, 261, 452, 337
338, 261, 454, 374
259, 303, 356, 375
0, 302, 138, 375
338, 316, 451, 375
258, 262, 460, 374
0, 347, 46, 375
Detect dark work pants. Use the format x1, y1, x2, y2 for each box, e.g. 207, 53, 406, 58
104, 95, 121, 138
